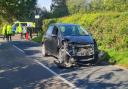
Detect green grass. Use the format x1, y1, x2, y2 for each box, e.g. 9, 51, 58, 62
32, 35, 42, 43
0, 29, 2, 35
108, 49, 128, 65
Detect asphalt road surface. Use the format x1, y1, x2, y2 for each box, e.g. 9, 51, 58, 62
0, 39, 128, 89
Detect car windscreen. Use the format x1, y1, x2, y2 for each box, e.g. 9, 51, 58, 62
59, 25, 89, 36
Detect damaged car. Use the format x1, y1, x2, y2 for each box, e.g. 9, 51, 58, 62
42, 23, 99, 67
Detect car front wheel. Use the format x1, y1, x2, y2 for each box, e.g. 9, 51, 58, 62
55, 46, 72, 68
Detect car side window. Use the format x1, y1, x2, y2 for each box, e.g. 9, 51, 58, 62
46, 26, 54, 36
52, 26, 58, 35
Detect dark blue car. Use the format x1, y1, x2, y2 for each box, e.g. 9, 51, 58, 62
42, 23, 98, 67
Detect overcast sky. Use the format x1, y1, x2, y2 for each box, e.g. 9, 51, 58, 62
37, 0, 52, 11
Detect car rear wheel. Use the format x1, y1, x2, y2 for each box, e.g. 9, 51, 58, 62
42, 43, 47, 57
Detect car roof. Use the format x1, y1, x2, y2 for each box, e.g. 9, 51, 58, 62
51, 23, 79, 26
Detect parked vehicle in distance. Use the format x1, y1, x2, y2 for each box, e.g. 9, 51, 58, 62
12, 22, 35, 33
42, 23, 99, 68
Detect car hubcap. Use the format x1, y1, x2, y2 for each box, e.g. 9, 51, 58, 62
58, 48, 72, 67
58, 49, 65, 63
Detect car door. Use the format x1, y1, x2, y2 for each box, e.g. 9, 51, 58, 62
50, 26, 59, 55
44, 25, 54, 53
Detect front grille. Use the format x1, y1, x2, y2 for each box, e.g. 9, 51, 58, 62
71, 44, 94, 57
76, 47, 94, 56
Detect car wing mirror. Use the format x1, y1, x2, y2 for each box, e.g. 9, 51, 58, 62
51, 34, 57, 37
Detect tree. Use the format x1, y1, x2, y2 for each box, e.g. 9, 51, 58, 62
35, 7, 51, 19
50, 0, 69, 18
34, 7, 51, 30
66, 0, 87, 14
0, 0, 37, 22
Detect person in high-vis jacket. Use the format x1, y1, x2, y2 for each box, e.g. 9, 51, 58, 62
7, 24, 12, 41
16, 23, 22, 39
22, 25, 27, 39
2, 25, 7, 40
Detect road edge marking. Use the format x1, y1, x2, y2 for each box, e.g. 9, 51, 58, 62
12, 45, 25, 54
35, 60, 79, 89
13, 44, 79, 89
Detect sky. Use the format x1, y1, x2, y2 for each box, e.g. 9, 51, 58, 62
37, 0, 52, 11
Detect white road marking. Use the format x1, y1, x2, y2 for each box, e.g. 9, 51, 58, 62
12, 45, 25, 54
13, 44, 79, 89
35, 60, 79, 89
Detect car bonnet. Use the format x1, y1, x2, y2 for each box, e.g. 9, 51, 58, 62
64, 35, 94, 44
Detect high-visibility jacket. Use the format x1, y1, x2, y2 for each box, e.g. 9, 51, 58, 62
7, 25, 12, 35
32, 23, 35, 28
16, 24, 22, 33
2, 25, 7, 35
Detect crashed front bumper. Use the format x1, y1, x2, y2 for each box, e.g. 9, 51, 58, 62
67, 44, 95, 61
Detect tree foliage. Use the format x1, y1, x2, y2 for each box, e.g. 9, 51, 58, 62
34, 7, 51, 29
66, 0, 128, 14
50, 0, 69, 18
89, 0, 128, 12
0, 0, 37, 22
66, 0, 87, 14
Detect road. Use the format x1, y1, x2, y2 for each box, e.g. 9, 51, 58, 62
0, 38, 128, 89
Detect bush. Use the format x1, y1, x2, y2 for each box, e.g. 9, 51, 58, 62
32, 35, 42, 43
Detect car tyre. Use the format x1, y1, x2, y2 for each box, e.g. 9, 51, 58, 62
56, 47, 72, 68
42, 43, 48, 57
